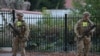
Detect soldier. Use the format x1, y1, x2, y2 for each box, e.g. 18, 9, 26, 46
12, 12, 30, 56
74, 11, 95, 56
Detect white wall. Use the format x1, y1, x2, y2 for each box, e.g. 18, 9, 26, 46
23, 13, 42, 24
0, 9, 72, 25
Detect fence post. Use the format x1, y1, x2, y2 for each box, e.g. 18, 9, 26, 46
12, 10, 15, 23
64, 14, 67, 51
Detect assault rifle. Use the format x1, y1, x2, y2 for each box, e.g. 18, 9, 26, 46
78, 25, 96, 41
68, 24, 96, 45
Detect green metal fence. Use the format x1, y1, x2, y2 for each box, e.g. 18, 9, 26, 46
0, 10, 100, 53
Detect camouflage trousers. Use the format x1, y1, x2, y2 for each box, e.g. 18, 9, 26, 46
12, 37, 26, 56
76, 36, 91, 56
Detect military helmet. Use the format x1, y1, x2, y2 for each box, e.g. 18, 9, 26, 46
17, 12, 23, 17
83, 11, 91, 16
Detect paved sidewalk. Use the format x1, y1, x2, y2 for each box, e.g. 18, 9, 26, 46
0, 53, 20, 56
0, 52, 100, 56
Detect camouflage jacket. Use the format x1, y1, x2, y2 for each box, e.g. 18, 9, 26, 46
74, 19, 95, 37
13, 20, 30, 38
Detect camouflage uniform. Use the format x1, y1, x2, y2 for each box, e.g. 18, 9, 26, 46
74, 12, 95, 56
12, 12, 30, 56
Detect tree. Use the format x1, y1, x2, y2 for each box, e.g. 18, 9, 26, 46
29, 0, 65, 10
0, 0, 31, 10
72, 0, 100, 22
